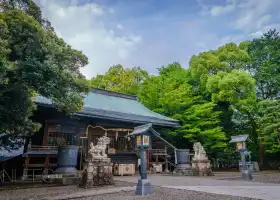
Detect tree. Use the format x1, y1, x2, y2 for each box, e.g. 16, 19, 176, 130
247, 29, 280, 100
138, 63, 227, 156
189, 42, 256, 129
89, 65, 148, 95
188, 42, 258, 160
189, 42, 251, 95
0, 1, 89, 141
258, 100, 280, 153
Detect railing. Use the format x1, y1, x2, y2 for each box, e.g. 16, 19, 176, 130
27, 145, 58, 152
150, 149, 167, 155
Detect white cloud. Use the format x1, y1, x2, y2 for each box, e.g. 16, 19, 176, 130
210, 4, 235, 17
116, 24, 124, 30
198, 0, 236, 17
250, 23, 280, 37
32, 0, 280, 80
198, 0, 279, 38
35, 0, 142, 79
235, 0, 279, 32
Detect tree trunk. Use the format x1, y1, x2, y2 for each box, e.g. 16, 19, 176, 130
259, 138, 264, 169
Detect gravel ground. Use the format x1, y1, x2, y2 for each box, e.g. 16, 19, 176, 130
0, 181, 134, 200
75, 187, 261, 200
250, 173, 280, 184
218, 173, 280, 184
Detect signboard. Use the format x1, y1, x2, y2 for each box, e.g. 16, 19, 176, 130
142, 135, 150, 146
136, 136, 142, 146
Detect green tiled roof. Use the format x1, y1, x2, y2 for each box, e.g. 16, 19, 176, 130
34, 88, 179, 127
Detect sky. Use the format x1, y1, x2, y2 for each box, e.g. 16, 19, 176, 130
34, 0, 280, 79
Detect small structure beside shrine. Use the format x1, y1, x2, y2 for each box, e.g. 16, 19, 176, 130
191, 142, 213, 176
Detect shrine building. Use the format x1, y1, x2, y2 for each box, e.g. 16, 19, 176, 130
21, 88, 180, 177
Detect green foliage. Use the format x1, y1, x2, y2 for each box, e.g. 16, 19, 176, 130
247, 29, 280, 100
189, 42, 250, 91
0, 1, 89, 138
206, 70, 256, 112
176, 102, 227, 155
258, 100, 280, 153
138, 63, 227, 156
89, 65, 148, 95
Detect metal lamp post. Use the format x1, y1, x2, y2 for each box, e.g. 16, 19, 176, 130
229, 135, 253, 181
127, 124, 153, 196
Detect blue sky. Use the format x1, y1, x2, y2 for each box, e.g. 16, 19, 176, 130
35, 0, 280, 79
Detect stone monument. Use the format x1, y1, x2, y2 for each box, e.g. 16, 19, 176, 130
80, 136, 114, 187
191, 142, 213, 176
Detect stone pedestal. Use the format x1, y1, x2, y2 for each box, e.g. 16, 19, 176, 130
80, 157, 114, 188
136, 179, 152, 196
173, 163, 193, 176
241, 168, 253, 180
191, 142, 213, 176
192, 159, 213, 176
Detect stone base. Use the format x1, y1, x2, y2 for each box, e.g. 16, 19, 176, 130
79, 158, 114, 188
54, 167, 79, 174
173, 163, 193, 176
241, 169, 253, 181
54, 173, 81, 185
135, 179, 152, 196
192, 159, 214, 176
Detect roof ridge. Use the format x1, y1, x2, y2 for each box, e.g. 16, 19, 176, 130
92, 88, 138, 101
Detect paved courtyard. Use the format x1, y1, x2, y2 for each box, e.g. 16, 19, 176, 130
1, 173, 280, 200
114, 173, 280, 200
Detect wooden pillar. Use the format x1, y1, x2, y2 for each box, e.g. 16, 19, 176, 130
164, 155, 169, 172
43, 122, 49, 146
45, 156, 49, 170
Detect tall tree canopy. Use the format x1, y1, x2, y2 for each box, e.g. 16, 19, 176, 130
247, 29, 280, 100
89, 65, 148, 95
0, 0, 89, 140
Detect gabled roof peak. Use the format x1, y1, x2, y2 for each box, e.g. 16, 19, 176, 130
92, 88, 138, 101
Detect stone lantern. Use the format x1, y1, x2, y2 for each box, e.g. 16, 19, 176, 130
127, 123, 153, 196
229, 134, 253, 180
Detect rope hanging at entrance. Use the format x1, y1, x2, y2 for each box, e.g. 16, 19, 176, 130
85, 125, 133, 138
